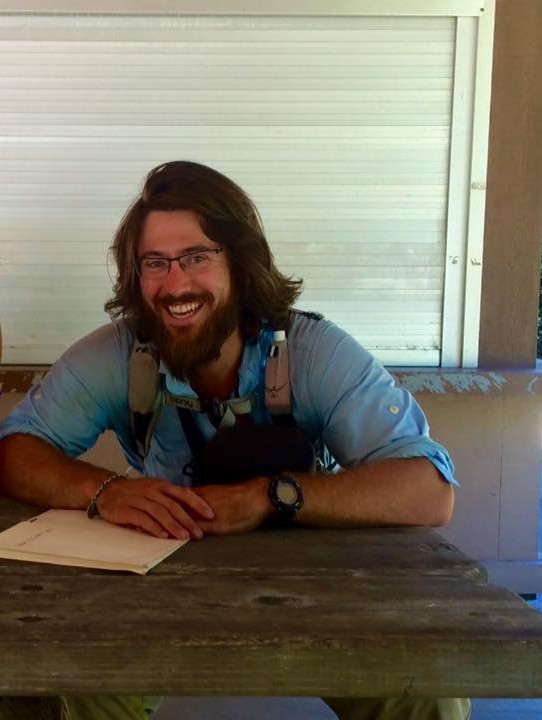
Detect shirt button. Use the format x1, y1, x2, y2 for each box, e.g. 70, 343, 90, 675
389, 405, 400, 414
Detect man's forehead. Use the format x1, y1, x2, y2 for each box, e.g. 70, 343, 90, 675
139, 209, 215, 253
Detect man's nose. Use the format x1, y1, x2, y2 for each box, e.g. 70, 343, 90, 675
161, 261, 193, 292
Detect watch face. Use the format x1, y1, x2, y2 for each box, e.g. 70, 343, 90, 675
277, 480, 299, 505
268, 473, 304, 520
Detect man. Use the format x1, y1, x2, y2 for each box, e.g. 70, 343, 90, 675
0, 161, 469, 720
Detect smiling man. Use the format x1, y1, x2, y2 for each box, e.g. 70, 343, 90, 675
0, 161, 469, 720
137, 212, 239, 385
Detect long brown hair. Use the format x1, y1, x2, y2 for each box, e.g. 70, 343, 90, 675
105, 161, 302, 334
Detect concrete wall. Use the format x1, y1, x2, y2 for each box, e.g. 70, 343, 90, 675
396, 370, 542, 592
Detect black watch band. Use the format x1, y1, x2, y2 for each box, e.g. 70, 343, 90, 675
267, 472, 304, 521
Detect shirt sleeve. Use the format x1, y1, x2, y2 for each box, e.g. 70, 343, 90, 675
290, 317, 457, 485
0, 322, 136, 463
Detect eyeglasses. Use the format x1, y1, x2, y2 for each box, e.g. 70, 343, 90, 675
137, 247, 224, 278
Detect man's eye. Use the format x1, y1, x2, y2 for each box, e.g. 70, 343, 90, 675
144, 258, 168, 271
187, 253, 210, 266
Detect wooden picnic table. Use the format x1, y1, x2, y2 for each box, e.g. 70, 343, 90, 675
1, 497, 542, 698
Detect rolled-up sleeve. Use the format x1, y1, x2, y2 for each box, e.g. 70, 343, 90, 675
0, 322, 133, 461
290, 317, 457, 485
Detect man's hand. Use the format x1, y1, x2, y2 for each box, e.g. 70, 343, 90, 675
192, 476, 274, 535
96, 477, 215, 540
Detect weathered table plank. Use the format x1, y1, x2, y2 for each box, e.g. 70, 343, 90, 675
1, 499, 541, 697
0, 499, 487, 582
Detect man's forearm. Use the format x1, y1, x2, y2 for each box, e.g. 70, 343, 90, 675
193, 457, 454, 536
294, 457, 454, 528
0, 434, 110, 509
0, 434, 215, 540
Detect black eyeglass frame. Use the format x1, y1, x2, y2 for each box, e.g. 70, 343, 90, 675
135, 247, 224, 276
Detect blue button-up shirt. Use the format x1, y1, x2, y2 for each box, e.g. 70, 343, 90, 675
0, 312, 456, 486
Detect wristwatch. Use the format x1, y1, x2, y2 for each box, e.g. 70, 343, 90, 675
268, 472, 304, 521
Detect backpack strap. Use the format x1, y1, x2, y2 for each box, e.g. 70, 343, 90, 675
177, 408, 206, 482
128, 338, 160, 413
265, 330, 291, 416
264, 310, 323, 427
128, 337, 161, 459
162, 392, 253, 417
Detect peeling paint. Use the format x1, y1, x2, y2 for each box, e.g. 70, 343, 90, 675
526, 377, 539, 395
487, 372, 507, 390
395, 372, 508, 395
0, 368, 49, 393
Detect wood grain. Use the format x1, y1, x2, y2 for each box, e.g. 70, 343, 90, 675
0, 499, 541, 698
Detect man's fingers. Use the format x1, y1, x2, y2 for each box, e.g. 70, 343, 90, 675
146, 497, 205, 540
97, 477, 211, 539
162, 483, 215, 519
102, 492, 200, 540
135, 500, 189, 539
155, 496, 209, 540
120, 508, 173, 539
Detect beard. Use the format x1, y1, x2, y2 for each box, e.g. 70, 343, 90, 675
139, 289, 240, 383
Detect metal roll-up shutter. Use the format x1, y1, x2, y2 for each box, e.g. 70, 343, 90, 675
0, 13, 462, 365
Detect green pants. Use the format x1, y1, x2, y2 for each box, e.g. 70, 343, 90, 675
324, 697, 471, 720
0, 696, 470, 719
0, 696, 161, 720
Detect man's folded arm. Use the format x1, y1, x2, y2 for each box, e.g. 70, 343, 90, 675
0, 433, 107, 509
293, 457, 454, 529
0, 433, 214, 541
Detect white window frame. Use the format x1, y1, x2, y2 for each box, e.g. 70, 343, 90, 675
0, 1, 490, 16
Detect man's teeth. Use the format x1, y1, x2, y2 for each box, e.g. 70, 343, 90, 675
168, 302, 201, 318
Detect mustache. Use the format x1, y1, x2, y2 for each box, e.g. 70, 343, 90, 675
156, 291, 213, 307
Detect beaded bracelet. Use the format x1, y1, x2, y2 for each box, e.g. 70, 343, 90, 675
86, 473, 124, 519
